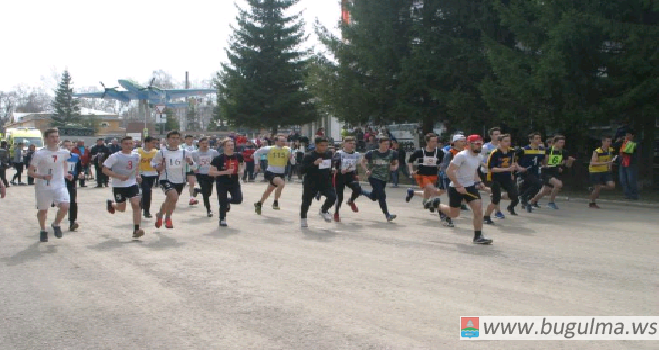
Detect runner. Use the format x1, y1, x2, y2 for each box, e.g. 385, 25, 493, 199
436, 134, 492, 244
62, 140, 83, 232
360, 136, 398, 222
103, 136, 144, 238
530, 135, 575, 209
138, 136, 159, 218
182, 135, 199, 206
27, 128, 72, 242
253, 135, 292, 215
332, 136, 362, 222
588, 136, 616, 208
483, 134, 520, 225
435, 134, 468, 227
516, 132, 545, 213
405, 133, 445, 209
481, 127, 505, 219
300, 136, 336, 227
152, 131, 195, 228
209, 138, 244, 227
193, 137, 220, 217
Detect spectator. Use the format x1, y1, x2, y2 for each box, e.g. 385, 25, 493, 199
90, 138, 111, 187
316, 127, 325, 136
354, 127, 365, 151
108, 139, 121, 154
24, 144, 36, 185
365, 134, 378, 151
389, 141, 408, 187
615, 129, 639, 200
242, 142, 256, 182
0, 141, 9, 187
382, 127, 397, 143
10, 142, 25, 185
71, 141, 91, 187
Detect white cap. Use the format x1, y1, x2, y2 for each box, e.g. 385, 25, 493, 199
452, 134, 466, 142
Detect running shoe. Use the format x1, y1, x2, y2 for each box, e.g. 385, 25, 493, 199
320, 211, 332, 223
165, 217, 174, 229
405, 188, 414, 203
333, 213, 341, 222
144, 212, 153, 218
132, 229, 145, 238
547, 202, 559, 210
531, 201, 540, 208
300, 218, 308, 228
219, 219, 227, 227
40, 231, 48, 242
526, 204, 533, 213
473, 235, 493, 244
386, 214, 397, 222
589, 203, 600, 209
207, 211, 214, 217
106, 199, 115, 214
52, 224, 63, 239
484, 216, 495, 225
423, 199, 434, 210
155, 213, 163, 228
272, 202, 280, 210
347, 200, 359, 213
254, 202, 262, 215
494, 211, 505, 219
443, 217, 454, 227
189, 198, 199, 206
506, 206, 518, 216
69, 222, 79, 232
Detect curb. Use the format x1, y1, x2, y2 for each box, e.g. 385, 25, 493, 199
356, 181, 658, 208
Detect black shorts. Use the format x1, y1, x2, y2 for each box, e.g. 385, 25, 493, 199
112, 185, 140, 203
542, 171, 560, 187
264, 171, 286, 187
590, 172, 613, 185
186, 171, 195, 177
448, 186, 480, 208
160, 180, 185, 195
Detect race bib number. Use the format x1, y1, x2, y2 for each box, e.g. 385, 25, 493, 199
342, 159, 357, 171
422, 156, 436, 166
198, 156, 212, 168
168, 156, 183, 169
319, 159, 331, 169
548, 154, 562, 166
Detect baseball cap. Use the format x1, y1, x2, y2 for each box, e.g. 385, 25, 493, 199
452, 134, 466, 142
466, 135, 483, 143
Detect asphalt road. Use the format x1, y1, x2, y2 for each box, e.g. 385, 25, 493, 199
0, 178, 657, 350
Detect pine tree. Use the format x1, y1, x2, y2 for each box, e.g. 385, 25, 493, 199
51, 70, 80, 127
218, 0, 317, 134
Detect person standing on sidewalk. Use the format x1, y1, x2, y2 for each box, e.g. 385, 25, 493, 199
24, 144, 37, 186
615, 129, 639, 200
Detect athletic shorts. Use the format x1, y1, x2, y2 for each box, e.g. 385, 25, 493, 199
448, 186, 480, 208
542, 171, 561, 187
186, 171, 195, 177
35, 186, 70, 210
415, 174, 437, 188
264, 171, 286, 187
112, 185, 141, 203
160, 180, 185, 195
590, 172, 613, 185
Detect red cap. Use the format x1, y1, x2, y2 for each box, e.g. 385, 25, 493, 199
466, 135, 483, 143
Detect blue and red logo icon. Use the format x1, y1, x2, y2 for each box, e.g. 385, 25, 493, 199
461, 317, 479, 338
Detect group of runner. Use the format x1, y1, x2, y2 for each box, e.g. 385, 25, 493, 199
24, 126, 621, 245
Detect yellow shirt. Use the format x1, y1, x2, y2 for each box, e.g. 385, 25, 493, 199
138, 148, 158, 174
589, 147, 614, 173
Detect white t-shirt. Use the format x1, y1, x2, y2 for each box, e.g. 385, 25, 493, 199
152, 149, 192, 184
480, 142, 498, 172
449, 150, 481, 188
192, 149, 219, 174
32, 149, 71, 189
103, 152, 140, 188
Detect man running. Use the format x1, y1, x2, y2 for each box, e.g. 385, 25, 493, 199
516, 132, 545, 213
28, 128, 72, 242
530, 135, 574, 209
152, 131, 195, 228
481, 127, 505, 219
193, 137, 220, 217
405, 133, 445, 209
103, 136, 144, 238
360, 136, 398, 222
300, 136, 336, 227
332, 136, 362, 222
253, 135, 292, 215
588, 136, 616, 208
435, 134, 467, 226
62, 140, 83, 232
483, 134, 520, 225
436, 135, 492, 244
182, 135, 199, 206
138, 136, 159, 218
209, 138, 244, 227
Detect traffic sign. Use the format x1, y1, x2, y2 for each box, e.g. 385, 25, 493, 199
155, 105, 166, 114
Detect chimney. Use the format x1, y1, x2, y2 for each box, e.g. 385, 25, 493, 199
185, 71, 190, 89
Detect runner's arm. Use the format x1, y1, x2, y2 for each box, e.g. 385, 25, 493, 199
446, 162, 461, 188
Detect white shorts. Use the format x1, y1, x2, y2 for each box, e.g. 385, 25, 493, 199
35, 186, 70, 210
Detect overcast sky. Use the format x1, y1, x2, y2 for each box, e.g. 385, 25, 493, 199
0, 0, 342, 92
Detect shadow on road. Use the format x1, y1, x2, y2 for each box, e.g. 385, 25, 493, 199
145, 232, 186, 250
301, 227, 338, 242
2, 242, 58, 266
205, 227, 241, 239
86, 234, 143, 251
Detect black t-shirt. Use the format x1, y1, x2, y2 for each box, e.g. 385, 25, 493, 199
302, 151, 333, 186
487, 148, 515, 181
211, 153, 244, 183
408, 148, 444, 176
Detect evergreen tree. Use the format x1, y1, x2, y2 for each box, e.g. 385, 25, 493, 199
218, 0, 317, 134
51, 70, 80, 127
165, 107, 179, 132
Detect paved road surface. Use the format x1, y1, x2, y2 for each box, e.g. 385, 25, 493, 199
0, 180, 657, 349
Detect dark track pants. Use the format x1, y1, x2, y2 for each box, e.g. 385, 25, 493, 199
66, 180, 77, 225
217, 180, 243, 220
301, 181, 336, 219
334, 173, 361, 214
361, 177, 389, 215
141, 176, 158, 215
196, 174, 214, 212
